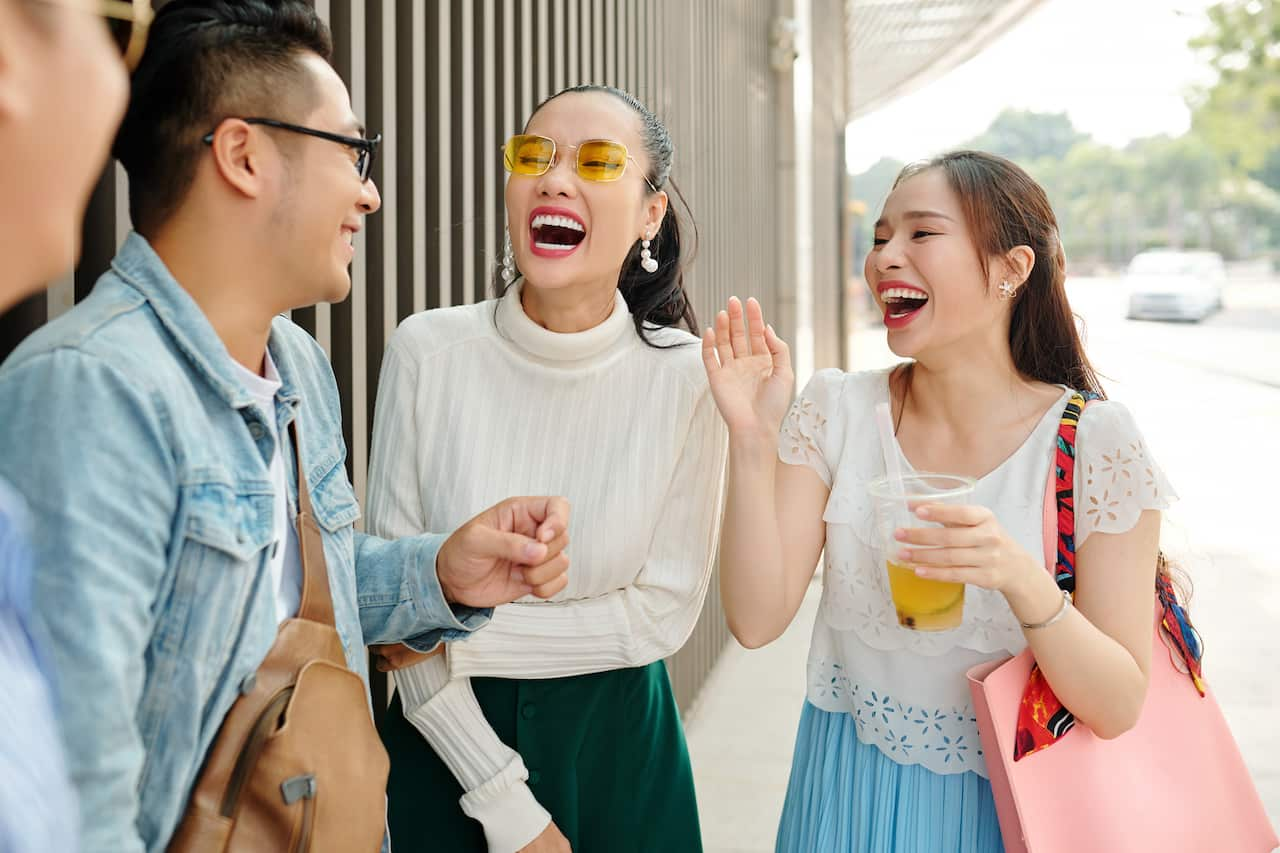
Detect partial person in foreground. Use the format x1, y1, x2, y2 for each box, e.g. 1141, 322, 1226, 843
368, 85, 728, 853
0, 0, 140, 849
703, 151, 1176, 852
0, 2, 568, 850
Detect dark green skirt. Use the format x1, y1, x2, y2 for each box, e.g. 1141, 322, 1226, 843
379, 660, 703, 853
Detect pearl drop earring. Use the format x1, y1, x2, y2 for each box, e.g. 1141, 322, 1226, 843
640, 235, 658, 274
501, 230, 515, 283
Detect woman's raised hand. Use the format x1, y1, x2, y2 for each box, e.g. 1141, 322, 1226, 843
701, 296, 794, 445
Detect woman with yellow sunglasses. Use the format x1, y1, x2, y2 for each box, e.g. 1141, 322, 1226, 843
367, 85, 727, 853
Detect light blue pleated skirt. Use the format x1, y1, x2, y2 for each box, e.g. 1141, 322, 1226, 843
776, 702, 1005, 853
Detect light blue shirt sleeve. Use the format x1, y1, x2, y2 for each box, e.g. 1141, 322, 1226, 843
0, 350, 176, 853
0, 483, 78, 853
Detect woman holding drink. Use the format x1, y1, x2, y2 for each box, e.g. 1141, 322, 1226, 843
702, 150, 1176, 851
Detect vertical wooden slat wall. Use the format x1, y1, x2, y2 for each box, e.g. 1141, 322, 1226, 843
811, 0, 850, 372
0, 0, 849, 713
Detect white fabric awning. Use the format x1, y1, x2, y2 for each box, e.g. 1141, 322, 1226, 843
846, 0, 1047, 118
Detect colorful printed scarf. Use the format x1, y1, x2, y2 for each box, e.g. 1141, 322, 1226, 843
1013, 392, 1205, 761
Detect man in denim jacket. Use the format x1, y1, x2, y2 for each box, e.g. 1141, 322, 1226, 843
0, 2, 571, 851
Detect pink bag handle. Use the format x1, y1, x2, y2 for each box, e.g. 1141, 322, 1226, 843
1041, 457, 1056, 574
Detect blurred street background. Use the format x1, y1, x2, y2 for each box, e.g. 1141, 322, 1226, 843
687, 0, 1280, 849
2, 0, 1275, 849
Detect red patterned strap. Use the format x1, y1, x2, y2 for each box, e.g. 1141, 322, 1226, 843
1012, 392, 1204, 762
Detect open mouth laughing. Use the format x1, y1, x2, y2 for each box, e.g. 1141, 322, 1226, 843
529, 207, 586, 258
879, 282, 929, 328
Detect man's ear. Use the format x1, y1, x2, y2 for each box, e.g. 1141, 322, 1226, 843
206, 120, 270, 200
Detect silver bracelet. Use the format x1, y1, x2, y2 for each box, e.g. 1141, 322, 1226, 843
1020, 589, 1072, 630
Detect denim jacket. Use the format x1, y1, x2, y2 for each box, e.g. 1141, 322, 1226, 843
0, 233, 488, 853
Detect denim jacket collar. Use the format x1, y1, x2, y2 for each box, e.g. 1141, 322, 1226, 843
112, 231, 302, 414
266, 336, 304, 416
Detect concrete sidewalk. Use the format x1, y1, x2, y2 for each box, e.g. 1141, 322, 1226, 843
681, 325, 897, 852
685, 582, 821, 853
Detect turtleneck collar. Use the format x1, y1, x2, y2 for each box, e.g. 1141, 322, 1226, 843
495, 279, 633, 365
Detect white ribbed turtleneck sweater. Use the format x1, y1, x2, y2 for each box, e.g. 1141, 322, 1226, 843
365, 282, 728, 852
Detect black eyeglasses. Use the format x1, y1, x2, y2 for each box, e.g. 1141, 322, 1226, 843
201, 118, 382, 182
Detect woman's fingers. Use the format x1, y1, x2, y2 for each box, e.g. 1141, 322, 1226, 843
701, 328, 720, 372
728, 296, 750, 358
915, 503, 990, 526
764, 323, 792, 376
896, 545, 980, 567
707, 298, 788, 373
893, 524, 985, 548
745, 297, 768, 356
714, 308, 735, 366
909, 567, 979, 585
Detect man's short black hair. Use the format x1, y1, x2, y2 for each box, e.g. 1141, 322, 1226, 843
112, 0, 333, 235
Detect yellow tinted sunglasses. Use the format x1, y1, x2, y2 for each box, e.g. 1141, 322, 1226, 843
502, 134, 658, 192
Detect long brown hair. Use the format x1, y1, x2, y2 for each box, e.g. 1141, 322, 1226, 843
893, 151, 1195, 602
894, 150, 1104, 398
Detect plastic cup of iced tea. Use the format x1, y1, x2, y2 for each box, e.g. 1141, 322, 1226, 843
867, 473, 976, 631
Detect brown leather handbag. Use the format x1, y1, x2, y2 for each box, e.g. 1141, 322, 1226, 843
169, 422, 389, 853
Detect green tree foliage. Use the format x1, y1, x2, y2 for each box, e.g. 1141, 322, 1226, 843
849, 156, 905, 219
962, 109, 1088, 164
850, 109, 1274, 265
848, 3, 1280, 265
1190, 0, 1280, 177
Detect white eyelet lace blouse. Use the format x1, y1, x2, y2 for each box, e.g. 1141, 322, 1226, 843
780, 367, 1176, 777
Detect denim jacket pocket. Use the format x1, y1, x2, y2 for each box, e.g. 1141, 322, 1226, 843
159, 474, 275, 664
137, 473, 276, 814
183, 476, 276, 561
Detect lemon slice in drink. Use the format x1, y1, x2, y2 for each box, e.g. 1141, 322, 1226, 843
887, 561, 964, 627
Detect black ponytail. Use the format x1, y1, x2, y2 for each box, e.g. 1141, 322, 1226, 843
616, 176, 698, 344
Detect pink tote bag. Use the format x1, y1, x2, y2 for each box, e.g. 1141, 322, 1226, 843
966, 402, 1277, 853
968, 615, 1275, 852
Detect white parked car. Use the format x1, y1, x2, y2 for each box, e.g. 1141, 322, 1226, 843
1124, 249, 1225, 322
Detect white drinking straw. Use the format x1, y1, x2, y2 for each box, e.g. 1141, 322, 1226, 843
875, 401, 906, 497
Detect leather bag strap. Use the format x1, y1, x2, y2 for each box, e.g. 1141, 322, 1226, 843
288, 419, 336, 627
